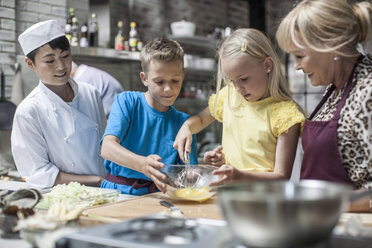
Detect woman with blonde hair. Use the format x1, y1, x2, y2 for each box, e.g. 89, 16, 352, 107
276, 0, 372, 212
173, 28, 304, 184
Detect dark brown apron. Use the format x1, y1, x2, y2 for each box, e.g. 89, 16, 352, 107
106, 173, 158, 193
300, 63, 359, 185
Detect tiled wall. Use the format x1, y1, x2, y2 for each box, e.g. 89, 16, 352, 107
0, 0, 249, 99
0, 0, 249, 168
107, 0, 249, 49
0, 0, 72, 169
1, 0, 70, 99
0, 0, 16, 98
265, 0, 372, 115
1, 0, 370, 170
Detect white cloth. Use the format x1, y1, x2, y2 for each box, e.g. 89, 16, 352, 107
73, 64, 123, 118
18, 19, 65, 55
11, 79, 107, 188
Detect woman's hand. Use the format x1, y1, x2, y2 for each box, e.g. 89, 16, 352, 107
203, 145, 225, 166
140, 154, 167, 193
209, 164, 244, 186
173, 125, 193, 162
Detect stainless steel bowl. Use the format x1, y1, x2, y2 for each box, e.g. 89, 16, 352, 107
161, 164, 219, 201
217, 180, 352, 247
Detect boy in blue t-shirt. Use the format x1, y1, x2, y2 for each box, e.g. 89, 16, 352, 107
100, 38, 198, 195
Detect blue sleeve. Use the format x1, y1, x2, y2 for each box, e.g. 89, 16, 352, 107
100, 93, 131, 145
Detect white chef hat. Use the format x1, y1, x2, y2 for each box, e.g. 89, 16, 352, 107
18, 20, 65, 56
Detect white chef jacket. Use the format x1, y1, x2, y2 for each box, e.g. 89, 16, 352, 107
11, 79, 107, 188
73, 64, 123, 118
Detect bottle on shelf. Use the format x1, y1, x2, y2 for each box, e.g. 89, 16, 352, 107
88, 13, 99, 47
129, 21, 138, 52
80, 22, 89, 47
65, 8, 75, 43
70, 16, 79, 47
115, 21, 124, 51
136, 39, 143, 51
124, 41, 130, 51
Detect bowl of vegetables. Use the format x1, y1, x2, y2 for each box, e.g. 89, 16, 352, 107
36, 182, 120, 209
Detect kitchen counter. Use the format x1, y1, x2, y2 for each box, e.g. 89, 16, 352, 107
1, 183, 372, 247
0, 238, 31, 248
0, 179, 136, 201
0, 180, 31, 191
0, 179, 34, 247
0, 180, 137, 247
80, 192, 221, 226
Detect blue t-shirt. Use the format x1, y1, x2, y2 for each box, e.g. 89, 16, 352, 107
101, 91, 197, 195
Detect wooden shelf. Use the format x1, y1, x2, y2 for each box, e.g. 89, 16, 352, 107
175, 98, 208, 107
167, 35, 218, 50
185, 68, 216, 77
71, 47, 140, 62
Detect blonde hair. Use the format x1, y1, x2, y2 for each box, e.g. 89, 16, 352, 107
276, 0, 372, 57
215, 28, 297, 114
140, 38, 184, 73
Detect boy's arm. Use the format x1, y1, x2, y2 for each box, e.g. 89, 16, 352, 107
101, 135, 167, 192
174, 106, 215, 162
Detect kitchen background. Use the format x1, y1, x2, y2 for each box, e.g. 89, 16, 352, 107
0, 0, 371, 173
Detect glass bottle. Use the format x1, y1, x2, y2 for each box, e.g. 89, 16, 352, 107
124, 41, 130, 51
129, 21, 138, 52
136, 40, 143, 51
88, 13, 99, 47
80, 22, 89, 47
65, 8, 75, 43
115, 21, 124, 51
70, 16, 79, 47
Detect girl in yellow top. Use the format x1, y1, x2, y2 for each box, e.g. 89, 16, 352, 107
173, 28, 305, 185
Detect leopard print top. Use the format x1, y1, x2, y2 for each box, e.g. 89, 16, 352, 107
313, 55, 372, 189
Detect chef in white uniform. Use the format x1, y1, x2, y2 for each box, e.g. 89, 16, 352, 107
71, 62, 123, 118
11, 20, 106, 188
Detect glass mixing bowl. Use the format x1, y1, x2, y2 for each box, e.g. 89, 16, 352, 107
161, 164, 219, 202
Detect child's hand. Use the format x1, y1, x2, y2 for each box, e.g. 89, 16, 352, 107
140, 154, 167, 193
209, 164, 243, 186
173, 125, 193, 162
203, 145, 225, 166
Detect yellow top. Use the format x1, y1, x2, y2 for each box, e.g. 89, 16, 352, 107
209, 86, 304, 172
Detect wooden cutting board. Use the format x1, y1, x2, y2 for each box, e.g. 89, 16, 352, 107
79, 192, 372, 229
80, 192, 222, 226
339, 213, 372, 227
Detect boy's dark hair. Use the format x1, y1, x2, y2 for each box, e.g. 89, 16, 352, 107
26, 36, 70, 64
140, 38, 184, 73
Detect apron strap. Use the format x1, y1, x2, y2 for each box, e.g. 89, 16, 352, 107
309, 85, 335, 120
331, 57, 361, 120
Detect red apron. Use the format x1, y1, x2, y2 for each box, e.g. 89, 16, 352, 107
300, 65, 358, 185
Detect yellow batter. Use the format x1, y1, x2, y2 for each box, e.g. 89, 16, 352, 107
173, 187, 213, 202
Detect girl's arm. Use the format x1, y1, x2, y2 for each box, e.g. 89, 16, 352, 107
173, 106, 215, 162
269, 122, 301, 179
211, 123, 301, 185
101, 135, 167, 192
